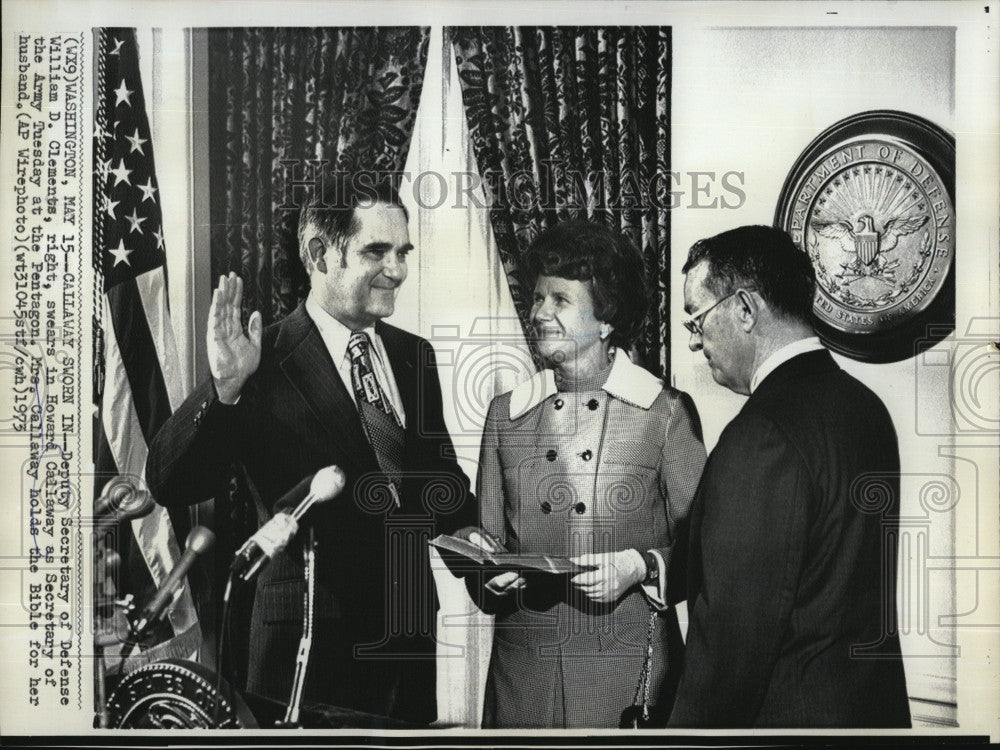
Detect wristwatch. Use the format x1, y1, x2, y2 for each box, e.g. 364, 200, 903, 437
642, 550, 659, 583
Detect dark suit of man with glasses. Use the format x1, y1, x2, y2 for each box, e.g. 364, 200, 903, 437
667, 225, 910, 728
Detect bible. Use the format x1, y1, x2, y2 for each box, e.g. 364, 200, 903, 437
430, 534, 595, 576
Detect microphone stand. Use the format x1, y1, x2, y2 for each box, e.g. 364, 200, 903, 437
93, 539, 123, 728
93, 539, 109, 728
276, 527, 316, 728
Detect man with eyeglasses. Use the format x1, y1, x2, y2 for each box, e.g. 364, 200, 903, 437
668, 225, 910, 728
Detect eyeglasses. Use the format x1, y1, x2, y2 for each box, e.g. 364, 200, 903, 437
681, 291, 742, 335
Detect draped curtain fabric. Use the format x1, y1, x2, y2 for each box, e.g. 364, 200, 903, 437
450, 27, 672, 378
208, 27, 430, 324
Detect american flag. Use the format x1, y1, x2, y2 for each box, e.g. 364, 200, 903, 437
93, 28, 200, 656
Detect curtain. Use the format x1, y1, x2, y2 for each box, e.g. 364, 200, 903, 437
450, 27, 672, 378
208, 27, 430, 324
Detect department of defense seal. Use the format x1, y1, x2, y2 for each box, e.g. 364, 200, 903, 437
776, 111, 955, 362
105, 658, 257, 728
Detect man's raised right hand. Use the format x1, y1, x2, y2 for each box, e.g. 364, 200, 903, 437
208, 272, 262, 404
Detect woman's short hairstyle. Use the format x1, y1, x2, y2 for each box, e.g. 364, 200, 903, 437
525, 220, 650, 350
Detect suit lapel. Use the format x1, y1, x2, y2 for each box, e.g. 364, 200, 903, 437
277, 305, 378, 472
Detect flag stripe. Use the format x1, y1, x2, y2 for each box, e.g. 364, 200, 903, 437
106, 279, 173, 445
101, 292, 197, 634
135, 268, 184, 412
134, 268, 195, 542
101, 292, 155, 476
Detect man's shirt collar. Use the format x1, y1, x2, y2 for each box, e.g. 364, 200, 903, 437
750, 336, 824, 394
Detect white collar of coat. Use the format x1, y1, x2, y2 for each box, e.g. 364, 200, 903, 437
509, 348, 663, 420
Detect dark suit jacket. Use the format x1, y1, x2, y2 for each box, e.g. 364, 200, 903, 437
668, 349, 910, 728
145, 304, 475, 724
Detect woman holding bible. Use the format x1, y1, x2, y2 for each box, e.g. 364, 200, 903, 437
471, 221, 707, 728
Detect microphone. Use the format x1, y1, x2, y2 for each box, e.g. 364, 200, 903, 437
132, 526, 215, 636
94, 475, 155, 527
231, 465, 345, 583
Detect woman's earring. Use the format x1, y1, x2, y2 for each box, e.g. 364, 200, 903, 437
600, 324, 612, 341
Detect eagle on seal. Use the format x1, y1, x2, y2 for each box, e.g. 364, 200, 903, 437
813, 213, 927, 279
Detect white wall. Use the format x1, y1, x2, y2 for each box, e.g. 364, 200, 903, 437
671, 26, 958, 724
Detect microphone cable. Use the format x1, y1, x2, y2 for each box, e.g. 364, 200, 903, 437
214, 568, 237, 727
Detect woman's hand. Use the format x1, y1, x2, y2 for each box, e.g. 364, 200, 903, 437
485, 570, 526, 596
569, 549, 646, 604
450, 527, 526, 595
451, 526, 505, 554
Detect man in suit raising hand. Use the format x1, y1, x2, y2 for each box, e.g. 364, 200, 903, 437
667, 225, 910, 728
146, 179, 475, 725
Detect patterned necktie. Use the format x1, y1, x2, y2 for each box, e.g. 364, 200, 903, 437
348, 331, 404, 507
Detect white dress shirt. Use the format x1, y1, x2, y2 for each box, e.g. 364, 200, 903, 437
750, 336, 825, 394
305, 296, 406, 427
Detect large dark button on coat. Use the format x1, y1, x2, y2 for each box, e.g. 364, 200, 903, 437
546, 449, 558, 462
540, 501, 552, 514
580, 449, 593, 461
574, 502, 587, 514
554, 398, 564, 410
587, 399, 599, 410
